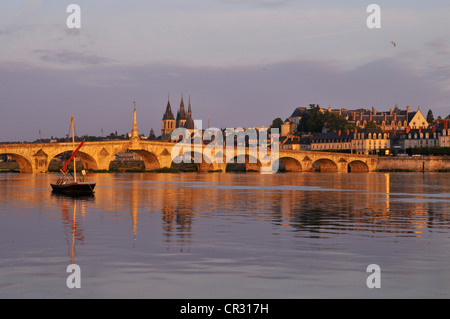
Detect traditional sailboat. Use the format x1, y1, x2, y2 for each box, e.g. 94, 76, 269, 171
51, 116, 96, 195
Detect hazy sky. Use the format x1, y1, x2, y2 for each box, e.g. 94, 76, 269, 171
1, 0, 450, 141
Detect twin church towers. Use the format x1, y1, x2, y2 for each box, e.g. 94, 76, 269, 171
161, 94, 194, 140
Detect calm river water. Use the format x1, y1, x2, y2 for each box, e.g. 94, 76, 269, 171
0, 172, 449, 298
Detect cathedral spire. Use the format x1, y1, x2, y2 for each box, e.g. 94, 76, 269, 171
179, 94, 186, 118
162, 95, 176, 140
188, 95, 192, 117
162, 97, 174, 120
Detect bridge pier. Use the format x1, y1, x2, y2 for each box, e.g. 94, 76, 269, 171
33, 150, 49, 173
337, 162, 349, 173
336, 158, 349, 173
96, 159, 112, 171
300, 160, 314, 172
158, 155, 174, 170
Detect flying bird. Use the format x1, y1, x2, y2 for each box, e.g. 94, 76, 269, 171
391, 41, 397, 47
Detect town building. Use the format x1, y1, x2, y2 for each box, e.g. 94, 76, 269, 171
432, 119, 450, 147
346, 106, 428, 130
310, 131, 353, 152
396, 127, 439, 149
283, 105, 429, 136
280, 134, 312, 151
351, 128, 391, 155
115, 150, 143, 162
281, 120, 297, 137
440, 129, 450, 147
280, 134, 302, 150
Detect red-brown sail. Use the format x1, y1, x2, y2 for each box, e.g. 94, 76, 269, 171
61, 139, 85, 174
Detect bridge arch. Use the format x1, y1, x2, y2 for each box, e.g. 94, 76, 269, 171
277, 157, 302, 172
132, 150, 161, 171
226, 154, 261, 172
0, 153, 33, 173
107, 146, 162, 171
171, 151, 215, 172
348, 160, 369, 173
312, 158, 338, 172
48, 150, 98, 172
74, 151, 98, 171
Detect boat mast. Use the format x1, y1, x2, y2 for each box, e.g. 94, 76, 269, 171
72, 116, 76, 182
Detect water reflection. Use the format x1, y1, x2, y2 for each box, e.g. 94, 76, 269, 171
79, 172, 450, 246
161, 185, 194, 251
0, 172, 449, 298
1, 172, 449, 250
53, 193, 95, 264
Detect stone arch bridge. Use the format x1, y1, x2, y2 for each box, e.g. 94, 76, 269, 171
0, 139, 377, 174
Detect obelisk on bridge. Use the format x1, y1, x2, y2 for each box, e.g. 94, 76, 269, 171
130, 102, 140, 147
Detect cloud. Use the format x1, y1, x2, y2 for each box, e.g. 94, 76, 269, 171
33, 49, 113, 66
425, 38, 450, 56
220, 0, 296, 7
1, 56, 450, 142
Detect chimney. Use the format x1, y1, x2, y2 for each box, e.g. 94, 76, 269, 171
407, 106, 410, 112
390, 108, 393, 115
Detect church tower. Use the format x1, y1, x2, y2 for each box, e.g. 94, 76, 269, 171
176, 94, 188, 128
161, 96, 175, 140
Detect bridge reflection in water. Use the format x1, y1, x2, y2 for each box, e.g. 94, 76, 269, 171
22, 172, 445, 255
1, 172, 449, 298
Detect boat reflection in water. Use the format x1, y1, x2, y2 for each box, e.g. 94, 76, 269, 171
53, 192, 95, 264
1, 172, 449, 298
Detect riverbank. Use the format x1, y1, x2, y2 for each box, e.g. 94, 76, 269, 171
0, 162, 19, 172
376, 156, 450, 172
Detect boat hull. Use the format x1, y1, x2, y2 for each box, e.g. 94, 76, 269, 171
51, 182, 96, 195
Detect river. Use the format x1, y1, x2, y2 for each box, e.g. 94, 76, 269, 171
0, 172, 449, 298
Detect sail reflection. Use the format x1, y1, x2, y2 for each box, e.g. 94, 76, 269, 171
3, 172, 446, 258
53, 193, 94, 263
1, 172, 449, 298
